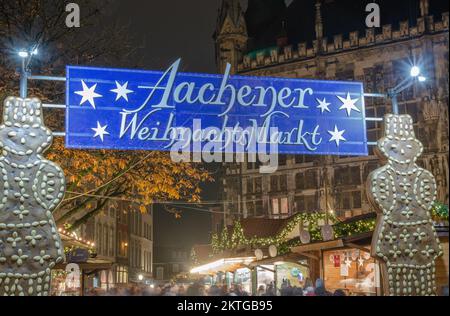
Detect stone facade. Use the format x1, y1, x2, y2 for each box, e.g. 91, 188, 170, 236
214, 0, 449, 228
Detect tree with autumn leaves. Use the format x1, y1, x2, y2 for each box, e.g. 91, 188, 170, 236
0, 0, 210, 229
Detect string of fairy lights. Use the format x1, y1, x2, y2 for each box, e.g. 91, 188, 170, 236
205, 204, 448, 258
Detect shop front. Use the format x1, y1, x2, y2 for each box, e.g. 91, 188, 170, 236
322, 248, 379, 296
190, 256, 256, 293
233, 268, 252, 294
51, 230, 113, 296
276, 262, 310, 290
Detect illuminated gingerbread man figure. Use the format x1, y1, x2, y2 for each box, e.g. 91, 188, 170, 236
0, 97, 65, 296
367, 114, 443, 296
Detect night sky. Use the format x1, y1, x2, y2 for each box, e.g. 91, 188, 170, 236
112, 0, 229, 248
115, 0, 223, 73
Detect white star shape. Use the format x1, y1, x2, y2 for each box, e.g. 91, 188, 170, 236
316, 97, 331, 114
337, 93, 360, 116
92, 121, 110, 142
328, 125, 346, 147
344, 258, 352, 268
358, 257, 365, 267
111, 81, 133, 102
75, 80, 102, 109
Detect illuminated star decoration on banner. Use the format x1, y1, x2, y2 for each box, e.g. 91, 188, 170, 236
92, 121, 109, 142
328, 125, 346, 146
75, 80, 102, 109
316, 97, 331, 113
338, 92, 360, 116
111, 81, 133, 102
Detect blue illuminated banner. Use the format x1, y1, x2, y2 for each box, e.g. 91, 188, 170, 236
66, 59, 368, 156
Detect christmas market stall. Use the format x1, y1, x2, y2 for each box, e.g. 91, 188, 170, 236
190, 244, 256, 293
196, 203, 448, 296
51, 228, 113, 296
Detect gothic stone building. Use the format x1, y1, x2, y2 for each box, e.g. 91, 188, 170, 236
213, 0, 449, 229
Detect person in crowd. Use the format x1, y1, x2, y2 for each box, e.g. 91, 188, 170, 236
219, 285, 228, 296
304, 287, 316, 296
264, 282, 276, 296
257, 285, 266, 296
292, 286, 304, 296
208, 285, 221, 296
314, 278, 332, 296
280, 285, 294, 296
333, 289, 346, 296
303, 278, 313, 291
186, 282, 205, 296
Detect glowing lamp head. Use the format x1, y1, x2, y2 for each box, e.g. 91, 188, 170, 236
410, 66, 421, 77
138, 274, 144, 281
18, 51, 29, 58
418, 76, 427, 82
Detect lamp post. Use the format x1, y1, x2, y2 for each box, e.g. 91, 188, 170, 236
388, 65, 427, 114
17, 47, 38, 98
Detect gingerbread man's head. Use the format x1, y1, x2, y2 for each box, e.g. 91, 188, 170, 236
378, 114, 423, 164
0, 97, 53, 156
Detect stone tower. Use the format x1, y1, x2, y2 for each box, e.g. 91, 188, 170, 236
214, 0, 248, 74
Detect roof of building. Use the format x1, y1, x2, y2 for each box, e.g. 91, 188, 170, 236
244, 0, 449, 52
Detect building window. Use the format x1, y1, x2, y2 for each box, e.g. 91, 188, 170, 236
278, 154, 287, 166
295, 195, 319, 213
246, 201, 256, 217
295, 154, 316, 164
271, 197, 289, 217
270, 175, 287, 192
296, 170, 318, 190
335, 166, 361, 186
156, 267, 164, 280
271, 198, 279, 215
116, 265, 128, 284
255, 177, 262, 193
246, 178, 254, 194
337, 191, 362, 215
270, 176, 278, 192
255, 199, 264, 216
172, 264, 179, 274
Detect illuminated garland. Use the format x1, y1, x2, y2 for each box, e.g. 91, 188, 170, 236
211, 234, 221, 254
210, 207, 449, 256
230, 221, 248, 248
190, 248, 199, 265
212, 213, 336, 253
220, 226, 231, 250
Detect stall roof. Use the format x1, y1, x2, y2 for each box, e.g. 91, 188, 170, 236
291, 239, 345, 253
190, 256, 256, 275
249, 252, 313, 267
240, 216, 291, 239
54, 258, 112, 271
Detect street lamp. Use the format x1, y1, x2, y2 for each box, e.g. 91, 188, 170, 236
410, 66, 421, 77
388, 65, 427, 114
17, 45, 39, 98
138, 274, 144, 282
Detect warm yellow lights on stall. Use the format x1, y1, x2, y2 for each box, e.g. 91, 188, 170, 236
190, 257, 256, 274
58, 227, 96, 249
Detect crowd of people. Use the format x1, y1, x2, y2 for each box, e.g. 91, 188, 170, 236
84, 278, 347, 296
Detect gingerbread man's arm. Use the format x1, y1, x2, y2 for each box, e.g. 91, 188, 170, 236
415, 168, 437, 212
34, 159, 66, 212
366, 166, 395, 215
